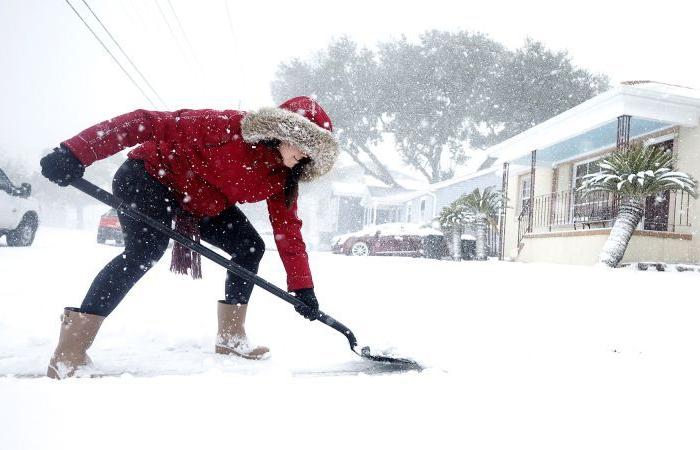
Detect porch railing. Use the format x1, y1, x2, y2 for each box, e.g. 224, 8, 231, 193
517, 189, 693, 242
517, 204, 529, 246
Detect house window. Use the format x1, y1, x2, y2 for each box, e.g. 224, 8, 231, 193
420, 199, 426, 219
572, 157, 611, 224
519, 176, 531, 212
407, 204, 412, 222
643, 139, 674, 231
573, 158, 602, 190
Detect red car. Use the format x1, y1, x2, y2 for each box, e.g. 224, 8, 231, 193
331, 223, 450, 258
97, 208, 124, 246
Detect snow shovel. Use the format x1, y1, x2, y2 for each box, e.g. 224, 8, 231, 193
70, 178, 422, 371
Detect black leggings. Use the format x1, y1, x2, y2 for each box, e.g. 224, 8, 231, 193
80, 159, 265, 317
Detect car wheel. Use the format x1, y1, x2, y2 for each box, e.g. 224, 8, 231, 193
7, 212, 38, 247
350, 241, 370, 256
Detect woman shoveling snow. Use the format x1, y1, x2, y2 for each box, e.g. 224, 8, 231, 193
39, 96, 339, 379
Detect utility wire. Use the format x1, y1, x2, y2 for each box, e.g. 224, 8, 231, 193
166, 0, 202, 70
124, 0, 149, 32
64, 0, 157, 108
81, 0, 168, 109
224, 0, 246, 108
153, 0, 190, 66
154, 0, 209, 99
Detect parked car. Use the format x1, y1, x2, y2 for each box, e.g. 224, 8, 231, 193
97, 208, 124, 245
332, 222, 466, 258
0, 167, 39, 246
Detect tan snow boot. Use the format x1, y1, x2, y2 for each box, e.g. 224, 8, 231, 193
47, 307, 105, 379
215, 301, 270, 360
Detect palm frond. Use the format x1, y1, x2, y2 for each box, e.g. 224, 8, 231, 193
439, 186, 506, 228
578, 143, 697, 199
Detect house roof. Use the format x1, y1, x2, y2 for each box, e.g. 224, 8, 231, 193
428, 166, 501, 191
331, 182, 370, 197
335, 82, 700, 206
489, 81, 700, 165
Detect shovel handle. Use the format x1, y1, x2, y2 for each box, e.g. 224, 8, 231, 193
70, 177, 359, 350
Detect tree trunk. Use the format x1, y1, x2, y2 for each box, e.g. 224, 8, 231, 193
598, 197, 645, 267
451, 227, 462, 261
475, 219, 488, 260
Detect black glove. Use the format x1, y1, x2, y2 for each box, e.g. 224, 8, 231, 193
40, 145, 85, 187
293, 288, 319, 321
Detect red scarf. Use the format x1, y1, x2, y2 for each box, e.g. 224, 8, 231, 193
170, 211, 202, 279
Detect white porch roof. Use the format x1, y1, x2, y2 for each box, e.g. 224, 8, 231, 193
331, 182, 370, 198
490, 82, 700, 165
369, 189, 432, 205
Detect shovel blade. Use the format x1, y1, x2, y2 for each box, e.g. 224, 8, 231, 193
353, 345, 423, 371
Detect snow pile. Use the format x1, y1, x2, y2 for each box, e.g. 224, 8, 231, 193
2, 228, 700, 449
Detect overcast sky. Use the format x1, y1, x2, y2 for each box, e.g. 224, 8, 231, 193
1, 0, 698, 165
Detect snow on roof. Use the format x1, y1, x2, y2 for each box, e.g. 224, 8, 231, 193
331, 182, 370, 197
453, 149, 490, 176
369, 188, 432, 204
620, 81, 700, 100
489, 81, 700, 164
427, 165, 502, 191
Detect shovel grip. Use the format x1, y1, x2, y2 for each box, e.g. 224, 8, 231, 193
317, 313, 359, 350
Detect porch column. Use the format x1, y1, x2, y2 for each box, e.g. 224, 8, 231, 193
527, 150, 536, 233
617, 115, 631, 151
499, 162, 509, 260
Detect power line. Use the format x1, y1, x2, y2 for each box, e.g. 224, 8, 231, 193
81, 0, 168, 109
124, 0, 149, 32
153, 0, 208, 98
153, 0, 190, 65
64, 0, 157, 108
224, 0, 247, 108
166, 0, 202, 70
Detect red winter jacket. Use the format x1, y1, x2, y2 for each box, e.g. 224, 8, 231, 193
62, 99, 339, 291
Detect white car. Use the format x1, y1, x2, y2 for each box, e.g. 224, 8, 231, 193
0, 168, 39, 246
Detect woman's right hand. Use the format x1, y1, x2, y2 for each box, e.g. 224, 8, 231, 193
293, 288, 319, 321
40, 145, 85, 187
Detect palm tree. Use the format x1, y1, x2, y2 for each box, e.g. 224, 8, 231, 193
578, 143, 696, 267
459, 187, 504, 260
439, 186, 504, 261
438, 202, 467, 260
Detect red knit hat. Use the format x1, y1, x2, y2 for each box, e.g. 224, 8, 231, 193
241, 96, 339, 181
278, 96, 334, 133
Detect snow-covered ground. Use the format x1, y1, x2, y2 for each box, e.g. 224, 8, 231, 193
2, 227, 700, 449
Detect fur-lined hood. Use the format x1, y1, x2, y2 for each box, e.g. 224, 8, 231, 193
240, 97, 339, 181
